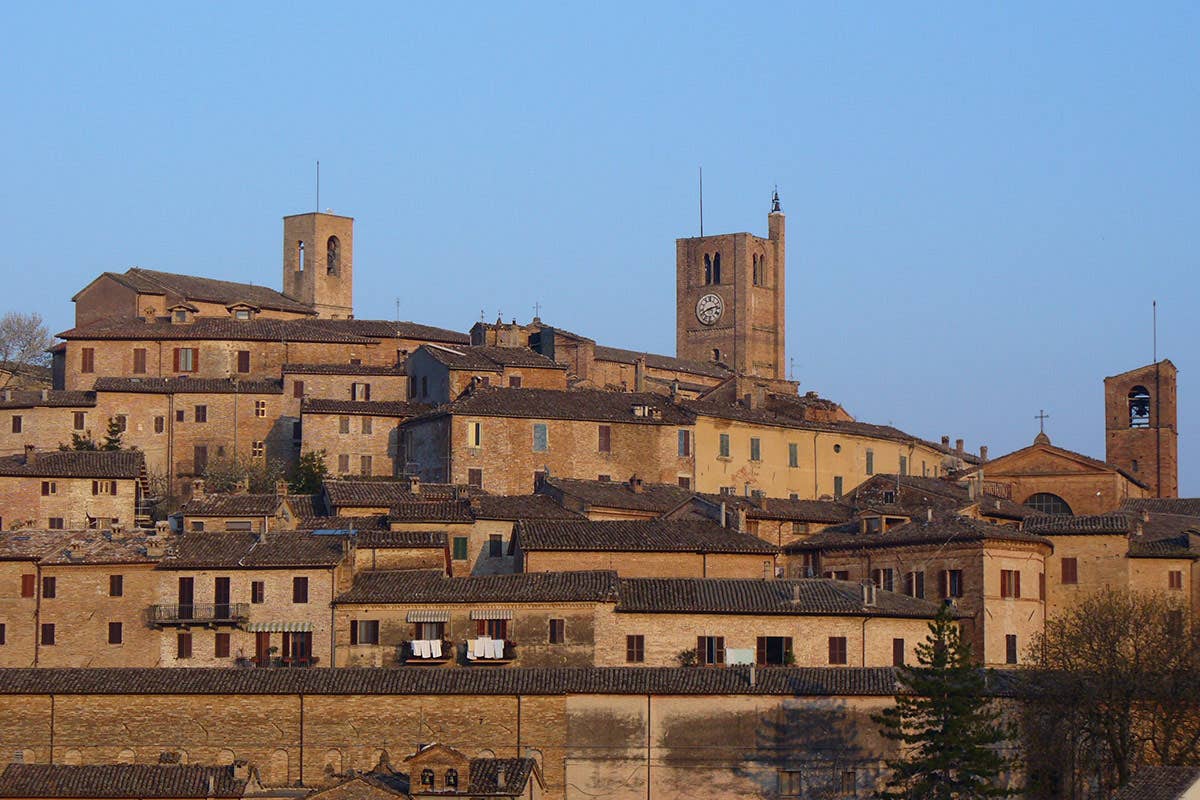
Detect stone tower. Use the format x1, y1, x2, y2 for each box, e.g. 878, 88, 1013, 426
1104, 359, 1178, 497
282, 212, 354, 319
676, 195, 786, 379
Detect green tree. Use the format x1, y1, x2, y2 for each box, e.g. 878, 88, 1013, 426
872, 604, 1011, 800
59, 432, 98, 451
100, 417, 124, 450
289, 449, 327, 494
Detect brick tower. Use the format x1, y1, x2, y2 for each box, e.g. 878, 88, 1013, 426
1104, 359, 1178, 497
282, 212, 354, 319
676, 194, 786, 379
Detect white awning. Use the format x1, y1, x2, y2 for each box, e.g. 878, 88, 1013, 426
244, 622, 313, 632
406, 610, 450, 623
469, 609, 513, 620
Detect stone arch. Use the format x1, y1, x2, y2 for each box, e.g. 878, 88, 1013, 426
1129, 385, 1151, 428
62, 749, 82, 765
268, 749, 290, 785
216, 749, 236, 766
322, 749, 342, 775
117, 749, 135, 764
327, 236, 340, 275
1024, 492, 1073, 516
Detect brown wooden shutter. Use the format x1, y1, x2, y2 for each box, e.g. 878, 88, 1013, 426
716, 637, 725, 665
172, 348, 180, 371
1014, 571, 1021, 598
697, 636, 705, 663
756, 637, 766, 665
350, 620, 358, 646
938, 570, 949, 599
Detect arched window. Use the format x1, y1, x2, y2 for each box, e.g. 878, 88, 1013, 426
712, 348, 721, 362
712, 252, 722, 283
1128, 386, 1151, 428
297, 241, 305, 272
1024, 493, 1073, 516
703, 254, 712, 285
421, 769, 434, 787
327, 236, 340, 275
446, 769, 459, 788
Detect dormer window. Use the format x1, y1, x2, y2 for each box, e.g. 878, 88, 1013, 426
235, 309, 251, 320
168, 305, 197, 324
173, 310, 188, 323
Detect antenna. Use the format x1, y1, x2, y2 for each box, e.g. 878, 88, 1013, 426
315, 161, 320, 212
1153, 300, 1157, 362
395, 298, 400, 323
699, 166, 704, 237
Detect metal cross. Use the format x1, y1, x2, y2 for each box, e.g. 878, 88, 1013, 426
534, 302, 542, 318
1035, 409, 1050, 433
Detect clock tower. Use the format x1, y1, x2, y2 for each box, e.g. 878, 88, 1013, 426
676, 194, 786, 380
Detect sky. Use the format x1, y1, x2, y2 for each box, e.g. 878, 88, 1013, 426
2, 3, 1197, 490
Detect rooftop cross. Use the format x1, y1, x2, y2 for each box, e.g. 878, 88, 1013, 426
1035, 409, 1050, 434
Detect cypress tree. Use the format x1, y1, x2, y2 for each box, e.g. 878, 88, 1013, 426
872, 604, 1011, 799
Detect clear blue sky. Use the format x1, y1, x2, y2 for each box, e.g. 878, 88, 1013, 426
3, 3, 1197, 490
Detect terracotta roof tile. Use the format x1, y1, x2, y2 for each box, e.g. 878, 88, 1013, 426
302, 399, 430, 417
592, 345, 732, 379
547, 477, 694, 513
0, 450, 144, 479
0, 763, 247, 798
424, 388, 694, 425
354, 530, 447, 549
325, 480, 472, 508
388, 501, 475, 523
296, 515, 390, 531
283, 362, 407, 376
469, 495, 584, 520
314, 318, 468, 344
788, 513, 1051, 553
157, 532, 345, 569
0, 390, 95, 409
515, 519, 778, 554
1112, 766, 1200, 800
1123, 498, 1200, 516
468, 759, 538, 795
93, 377, 283, 395
422, 344, 564, 372
106, 267, 315, 314
334, 569, 620, 604
57, 317, 376, 344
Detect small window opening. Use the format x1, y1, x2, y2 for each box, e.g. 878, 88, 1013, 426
1129, 386, 1151, 428
327, 236, 340, 275
712, 252, 721, 283
297, 241, 305, 272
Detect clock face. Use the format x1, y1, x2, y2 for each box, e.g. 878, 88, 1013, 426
696, 293, 724, 326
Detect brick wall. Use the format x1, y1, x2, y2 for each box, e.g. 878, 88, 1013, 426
0, 475, 138, 530
37, 564, 159, 667
521, 550, 770, 579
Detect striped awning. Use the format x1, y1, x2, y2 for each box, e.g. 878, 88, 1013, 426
244, 622, 313, 633
406, 610, 450, 623
469, 609, 513, 620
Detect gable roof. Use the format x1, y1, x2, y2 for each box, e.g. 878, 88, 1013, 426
515, 519, 778, 554
180, 493, 321, 518
1123, 498, 1200, 516
787, 513, 1051, 553
592, 345, 732, 380
419, 344, 564, 372
0, 450, 144, 479
94, 377, 283, 395
302, 399, 431, 417
325, 480, 475, 509
976, 435, 1148, 489
57, 316, 384, 344
334, 569, 620, 605
1112, 766, 1200, 800
466, 758, 540, 796
157, 532, 345, 569
414, 388, 693, 425
284, 362, 407, 376
468, 495, 584, 521
311, 318, 468, 345
0, 763, 247, 798
546, 477, 694, 514
77, 267, 315, 315
0, 389, 96, 410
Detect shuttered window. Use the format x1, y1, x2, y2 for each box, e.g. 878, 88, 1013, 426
1061, 558, 1078, 585
828, 637, 848, 665
598, 425, 611, 453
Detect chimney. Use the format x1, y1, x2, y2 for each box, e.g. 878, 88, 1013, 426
733, 507, 748, 533
792, 583, 801, 602
744, 392, 758, 410
407, 475, 421, 495
191, 479, 206, 498
941, 435, 950, 448
862, 581, 877, 607
955, 438, 964, 455
274, 480, 288, 497
1, 389, 11, 402
979, 445, 988, 463
967, 480, 977, 500
40, 389, 49, 402
207, 775, 215, 797
109, 521, 125, 535
628, 475, 643, 494
748, 662, 757, 687
634, 356, 646, 392
23, 444, 36, 463
153, 521, 169, 536
145, 536, 166, 558
926, 508, 933, 523
231, 761, 249, 782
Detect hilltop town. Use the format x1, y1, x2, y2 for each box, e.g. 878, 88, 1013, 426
0, 200, 1191, 799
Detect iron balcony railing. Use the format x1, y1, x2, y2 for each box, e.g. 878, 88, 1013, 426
148, 603, 250, 626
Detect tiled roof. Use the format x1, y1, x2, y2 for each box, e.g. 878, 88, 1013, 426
1112, 766, 1200, 800
694, 493, 853, 523
1128, 533, 1199, 559
283, 362, 407, 376
0, 763, 247, 798
93, 377, 283, 395
0, 390, 95, 409
388, 501, 476, 523
325, 480, 470, 508
0, 666, 905, 697
840, 474, 1025, 519
1123, 498, 1200, 517
296, 515, 390, 531
547, 477, 694, 513
616, 578, 945, 619
423, 388, 694, 425
314, 318, 469, 344
422, 344, 564, 372
181, 493, 286, 517
96, 267, 315, 314
469, 495, 585, 521
0, 531, 77, 561
57, 317, 378, 344
0, 450, 144, 479
302, 399, 430, 417
334, 568, 620, 604
157, 532, 345, 569
515, 519, 778, 554
1024, 514, 1134, 535
37, 534, 159, 566
592, 345, 732, 379
787, 513, 1051, 553
354, 531, 448, 549
468, 759, 538, 795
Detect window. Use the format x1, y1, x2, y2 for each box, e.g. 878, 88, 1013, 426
467, 421, 483, 448
1061, 558, 1078, 585
215, 632, 231, 658
0, 624, 5, 645
236, 350, 250, 373
892, 638, 905, 666
792, 521, 808, 535
678, 476, 691, 489
360, 416, 372, 434
194, 405, 207, 423
108, 622, 123, 645
1129, 385, 1151, 428
626, 634, 645, 662
488, 534, 503, 558
788, 442, 798, 468
339, 416, 351, 434
871, 568, 894, 592
719, 433, 730, 458
833, 476, 843, 499
532, 423, 548, 452
445, 769, 459, 789
48, 517, 64, 530
193, 445, 208, 475
549, 618, 565, 644
10, 415, 21, 434
1000, 569, 1021, 598
1169, 570, 1184, 590
598, 425, 611, 453
598, 474, 611, 482
712, 252, 721, 283
703, 253, 712, 284
234, 309, 251, 320
21, 574, 35, 598
190, 521, 205, 532
750, 437, 762, 462
292, 577, 309, 604
293, 380, 305, 399
940, 569, 964, 598
899, 456, 908, 476
833, 444, 842, 453
360, 455, 373, 474
92, 480, 117, 496
904, 571, 925, 599
1024, 493, 1073, 515
828, 636, 848, 665
756, 636, 793, 666
154, 416, 165, 434
337, 454, 350, 474
825, 569, 850, 581
468, 468, 483, 488
41, 481, 56, 496
840, 769, 857, 796
251, 441, 264, 458
508, 376, 522, 388
72, 411, 87, 430
251, 581, 265, 604
41, 624, 55, 646
326, 235, 340, 274
350, 619, 380, 645
81, 347, 95, 373
352, 382, 370, 401
173, 348, 198, 373
176, 409, 185, 423
420, 769, 434, 788
677, 429, 691, 457
697, 636, 725, 666
177, 633, 192, 659
42, 577, 56, 599
533, 470, 545, 490
1005, 634, 1018, 664
255, 400, 266, 418
865, 449, 874, 475
109, 575, 123, 597
779, 770, 803, 796
452, 536, 468, 561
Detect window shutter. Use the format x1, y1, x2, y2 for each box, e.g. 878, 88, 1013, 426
697, 636, 704, 662
1014, 571, 1021, 598
716, 637, 725, 664
784, 637, 793, 660
756, 637, 766, 665
350, 620, 358, 646
938, 570, 948, 599
172, 349, 180, 371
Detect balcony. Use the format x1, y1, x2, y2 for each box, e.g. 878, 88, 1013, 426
398, 640, 454, 665
465, 638, 515, 664
148, 604, 249, 628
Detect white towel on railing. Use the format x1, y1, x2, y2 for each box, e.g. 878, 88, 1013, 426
415, 639, 430, 659
431, 639, 443, 659
473, 638, 487, 658
466, 640, 476, 660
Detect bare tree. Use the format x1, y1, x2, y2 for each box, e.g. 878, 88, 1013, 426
0, 311, 53, 385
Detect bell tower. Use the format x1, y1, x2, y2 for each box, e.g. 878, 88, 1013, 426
1104, 359, 1178, 497
282, 212, 354, 318
676, 193, 786, 379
